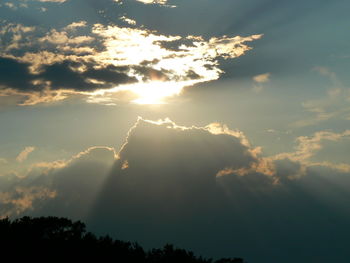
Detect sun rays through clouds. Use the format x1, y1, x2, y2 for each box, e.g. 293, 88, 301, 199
0, 19, 262, 105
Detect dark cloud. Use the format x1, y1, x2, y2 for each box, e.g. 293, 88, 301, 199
34, 147, 116, 219
0, 57, 36, 91
40, 61, 137, 91
0, 55, 199, 94
132, 66, 171, 82
2, 119, 350, 262
156, 38, 197, 52
0, 58, 137, 93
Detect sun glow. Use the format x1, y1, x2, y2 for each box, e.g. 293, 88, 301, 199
87, 79, 199, 105
120, 80, 190, 104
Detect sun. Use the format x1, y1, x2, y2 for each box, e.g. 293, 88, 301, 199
88, 79, 197, 105
132, 82, 177, 104
123, 81, 186, 104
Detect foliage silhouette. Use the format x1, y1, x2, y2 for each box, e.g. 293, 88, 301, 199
0, 216, 245, 262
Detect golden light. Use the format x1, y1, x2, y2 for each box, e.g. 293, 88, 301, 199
120, 81, 187, 104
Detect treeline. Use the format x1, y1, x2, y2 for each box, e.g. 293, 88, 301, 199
0, 216, 245, 262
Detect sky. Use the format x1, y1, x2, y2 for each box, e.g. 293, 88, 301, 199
0, 0, 350, 262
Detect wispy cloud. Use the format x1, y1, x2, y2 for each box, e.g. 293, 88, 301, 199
270, 130, 350, 176
119, 0, 175, 7
16, 146, 35, 162
36, 0, 67, 3
135, 0, 168, 5
252, 72, 271, 93
293, 67, 350, 127
253, 73, 271, 83
0, 186, 56, 217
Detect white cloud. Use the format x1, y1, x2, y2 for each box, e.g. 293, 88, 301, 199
119, 16, 137, 26
89, 25, 262, 104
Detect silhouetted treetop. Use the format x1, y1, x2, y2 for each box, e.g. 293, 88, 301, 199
0, 216, 245, 263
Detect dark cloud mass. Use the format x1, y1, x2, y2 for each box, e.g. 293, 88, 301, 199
0, 57, 36, 91
40, 61, 137, 91
1, 119, 350, 263
0, 57, 136, 92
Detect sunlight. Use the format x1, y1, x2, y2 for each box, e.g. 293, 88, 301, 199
94, 79, 199, 105
131, 81, 183, 104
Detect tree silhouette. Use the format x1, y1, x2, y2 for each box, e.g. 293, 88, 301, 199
0, 216, 246, 263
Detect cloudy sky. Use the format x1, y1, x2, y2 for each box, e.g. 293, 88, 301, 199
1, 0, 350, 262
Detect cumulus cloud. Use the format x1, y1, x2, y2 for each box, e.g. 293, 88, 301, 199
16, 147, 35, 163
2, 119, 350, 262
0, 146, 117, 218
0, 19, 262, 105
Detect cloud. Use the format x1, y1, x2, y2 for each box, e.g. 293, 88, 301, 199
3, 2, 17, 10
39, 29, 94, 45
16, 147, 35, 163
0, 19, 262, 105
135, 0, 168, 5
64, 21, 88, 31
116, 0, 174, 7
0, 186, 56, 217
252, 72, 270, 93
0, 146, 117, 218
119, 16, 137, 26
313, 66, 343, 88
270, 130, 350, 178
293, 67, 350, 127
36, 0, 67, 3
1, 118, 350, 262
253, 72, 270, 83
